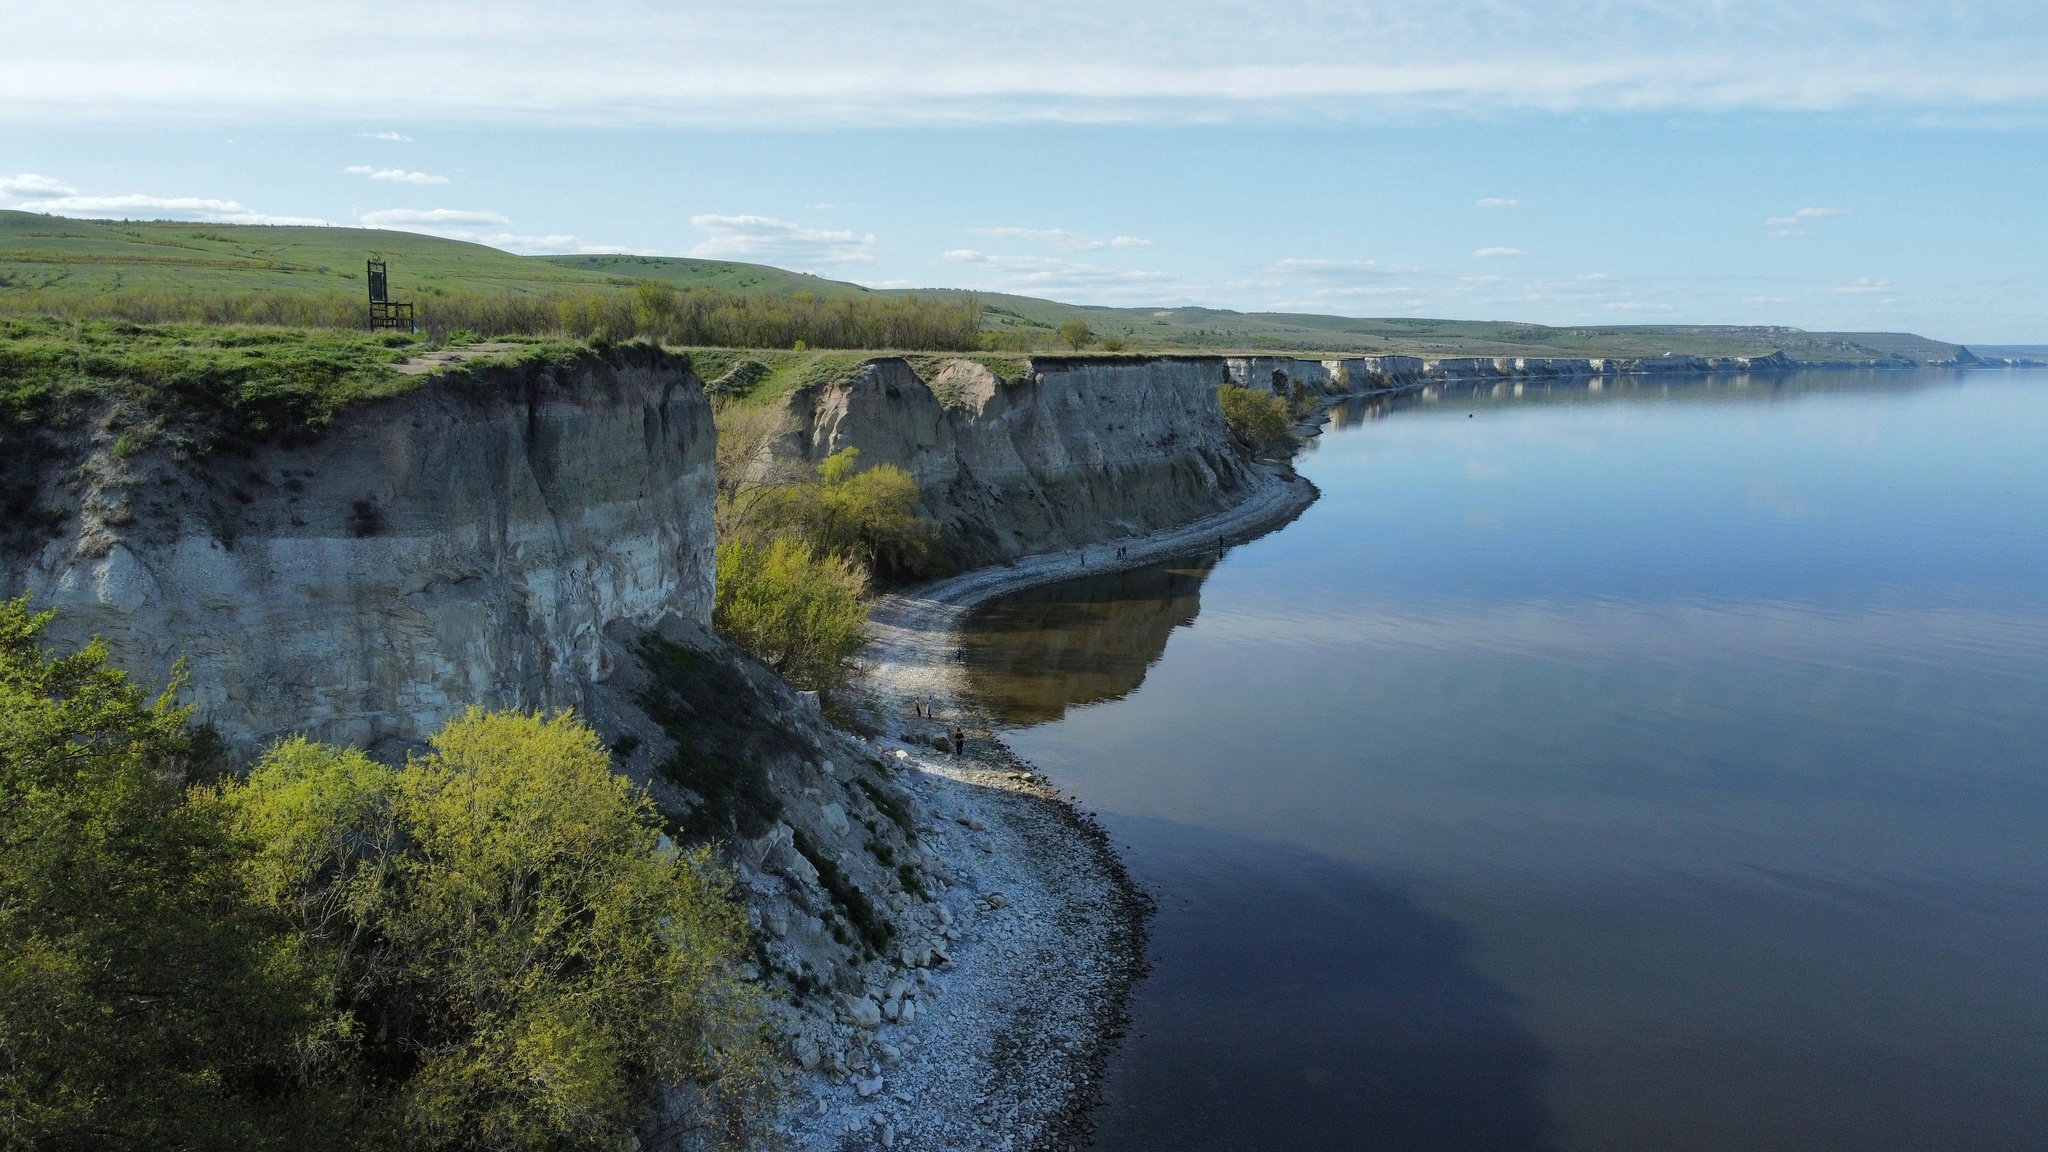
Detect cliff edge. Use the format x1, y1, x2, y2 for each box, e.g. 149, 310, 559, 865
4, 345, 717, 757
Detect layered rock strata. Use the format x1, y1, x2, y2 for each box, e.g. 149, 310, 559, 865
766, 356, 1266, 568
6, 347, 717, 757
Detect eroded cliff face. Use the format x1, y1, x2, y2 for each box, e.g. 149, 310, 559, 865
768, 355, 1263, 567
5, 348, 717, 757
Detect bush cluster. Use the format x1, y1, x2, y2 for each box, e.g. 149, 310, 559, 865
0, 599, 771, 1152
713, 448, 946, 691
1218, 381, 1292, 450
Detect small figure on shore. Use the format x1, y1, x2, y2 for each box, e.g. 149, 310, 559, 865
954, 648, 966, 664
952, 727, 965, 757
913, 698, 925, 718
927, 694, 938, 719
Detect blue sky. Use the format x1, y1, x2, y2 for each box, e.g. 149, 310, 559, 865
4, 0, 2045, 342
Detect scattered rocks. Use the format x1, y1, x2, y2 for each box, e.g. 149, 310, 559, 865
842, 995, 883, 1029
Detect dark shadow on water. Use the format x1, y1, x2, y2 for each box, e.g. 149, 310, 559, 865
1090, 816, 1559, 1152
962, 561, 1215, 727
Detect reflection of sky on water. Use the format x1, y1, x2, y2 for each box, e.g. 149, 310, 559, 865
966, 371, 2048, 1151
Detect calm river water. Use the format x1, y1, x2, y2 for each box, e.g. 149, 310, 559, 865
959, 371, 2048, 1152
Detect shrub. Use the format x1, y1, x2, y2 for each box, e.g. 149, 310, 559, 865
217, 709, 774, 1150
1218, 382, 1291, 450
1058, 318, 1093, 351
714, 536, 870, 691
712, 445, 946, 685
0, 598, 345, 1150
755, 448, 944, 582
0, 598, 773, 1151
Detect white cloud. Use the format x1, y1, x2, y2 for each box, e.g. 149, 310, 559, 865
967, 227, 1154, 252
1275, 258, 1383, 273
935, 250, 1188, 303
11, 1, 2045, 125
345, 166, 448, 185
1825, 277, 1894, 295
1473, 247, 1525, 258
355, 131, 412, 141
1476, 198, 1522, 208
0, 173, 78, 198
968, 226, 1099, 252
359, 207, 509, 227
1766, 206, 1848, 236
0, 178, 327, 225
356, 206, 631, 254
689, 214, 877, 265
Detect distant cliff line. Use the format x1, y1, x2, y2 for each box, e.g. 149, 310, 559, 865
1218, 346, 2037, 392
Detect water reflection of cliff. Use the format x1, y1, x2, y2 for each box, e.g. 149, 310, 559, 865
962, 560, 1216, 727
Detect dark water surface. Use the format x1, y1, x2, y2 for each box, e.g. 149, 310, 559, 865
959, 372, 2048, 1152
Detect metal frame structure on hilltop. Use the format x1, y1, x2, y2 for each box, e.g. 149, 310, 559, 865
366, 258, 416, 332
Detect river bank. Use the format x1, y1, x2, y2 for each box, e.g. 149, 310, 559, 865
770, 465, 1316, 1150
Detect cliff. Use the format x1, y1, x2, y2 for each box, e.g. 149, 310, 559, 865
761, 355, 1265, 567
5, 346, 717, 758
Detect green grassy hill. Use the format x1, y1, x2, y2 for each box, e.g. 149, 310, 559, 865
0, 211, 619, 298
537, 254, 1962, 360
3, 212, 1965, 360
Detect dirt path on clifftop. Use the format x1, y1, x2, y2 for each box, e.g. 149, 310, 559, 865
777, 467, 1315, 1152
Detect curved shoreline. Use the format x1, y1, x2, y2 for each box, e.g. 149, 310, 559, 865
777, 466, 1317, 1151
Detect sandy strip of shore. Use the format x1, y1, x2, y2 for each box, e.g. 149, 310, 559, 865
773, 467, 1316, 1152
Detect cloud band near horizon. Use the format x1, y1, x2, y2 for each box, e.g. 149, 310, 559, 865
4, 0, 2045, 125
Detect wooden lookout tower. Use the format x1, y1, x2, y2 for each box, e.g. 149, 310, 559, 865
366, 258, 416, 331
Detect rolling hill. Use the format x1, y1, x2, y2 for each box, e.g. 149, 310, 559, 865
1, 211, 1967, 361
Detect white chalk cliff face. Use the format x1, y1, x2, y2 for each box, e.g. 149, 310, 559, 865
10, 351, 717, 757
771, 356, 1263, 567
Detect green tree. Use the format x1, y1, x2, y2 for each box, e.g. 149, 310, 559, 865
1, 600, 774, 1151
0, 598, 343, 1152
791, 448, 943, 580
1057, 318, 1093, 350
1218, 382, 1291, 451
713, 536, 870, 691
218, 710, 774, 1151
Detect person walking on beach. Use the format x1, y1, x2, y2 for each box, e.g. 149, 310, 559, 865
952, 726, 965, 757
927, 694, 939, 719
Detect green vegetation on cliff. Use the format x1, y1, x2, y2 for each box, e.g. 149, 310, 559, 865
0, 599, 772, 1151
0, 316, 414, 445
713, 447, 946, 691
1219, 382, 1292, 451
